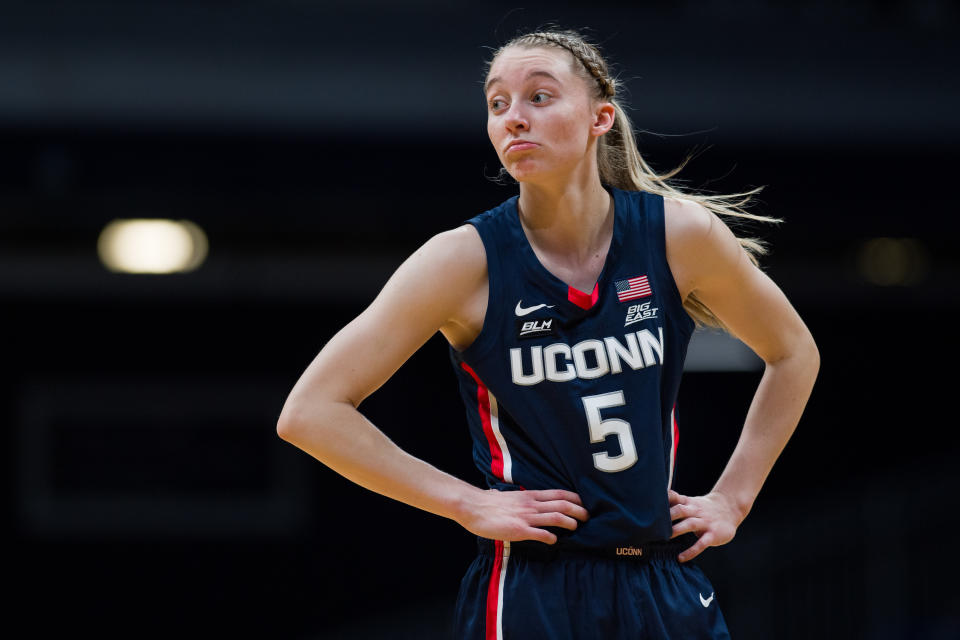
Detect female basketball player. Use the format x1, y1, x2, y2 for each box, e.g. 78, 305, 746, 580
277, 29, 819, 639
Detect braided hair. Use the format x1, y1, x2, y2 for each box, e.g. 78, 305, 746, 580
484, 29, 780, 331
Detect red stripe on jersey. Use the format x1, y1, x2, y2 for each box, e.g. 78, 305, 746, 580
672, 405, 680, 482
567, 282, 600, 310
460, 361, 505, 482
485, 539, 505, 640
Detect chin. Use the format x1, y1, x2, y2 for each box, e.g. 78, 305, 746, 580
507, 161, 548, 184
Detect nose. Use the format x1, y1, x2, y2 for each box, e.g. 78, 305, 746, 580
504, 103, 529, 133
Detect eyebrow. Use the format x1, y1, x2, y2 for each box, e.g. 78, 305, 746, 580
484, 70, 561, 95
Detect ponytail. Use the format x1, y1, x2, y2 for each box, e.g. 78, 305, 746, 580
601, 100, 778, 331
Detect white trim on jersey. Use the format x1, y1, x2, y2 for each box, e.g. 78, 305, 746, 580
488, 391, 513, 484
668, 406, 676, 491
496, 541, 511, 639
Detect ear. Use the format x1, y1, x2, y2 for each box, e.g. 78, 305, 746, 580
590, 101, 616, 137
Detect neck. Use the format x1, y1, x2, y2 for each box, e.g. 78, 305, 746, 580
517, 170, 613, 264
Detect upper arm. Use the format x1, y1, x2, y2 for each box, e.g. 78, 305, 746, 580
664, 197, 817, 365
282, 224, 487, 413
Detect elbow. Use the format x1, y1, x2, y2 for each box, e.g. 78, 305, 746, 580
802, 332, 821, 383
766, 331, 820, 379
277, 413, 295, 442
807, 330, 820, 369
276, 390, 351, 445
276, 405, 301, 444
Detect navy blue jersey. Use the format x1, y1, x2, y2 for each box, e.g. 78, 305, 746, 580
449, 186, 696, 549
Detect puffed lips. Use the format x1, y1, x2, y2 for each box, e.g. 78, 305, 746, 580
505, 140, 538, 153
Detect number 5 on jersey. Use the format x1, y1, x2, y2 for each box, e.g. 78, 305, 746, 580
582, 391, 638, 473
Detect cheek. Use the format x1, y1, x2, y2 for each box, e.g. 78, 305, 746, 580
551, 112, 588, 151
487, 118, 501, 151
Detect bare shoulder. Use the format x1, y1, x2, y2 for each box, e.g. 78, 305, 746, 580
385, 223, 486, 314
663, 196, 716, 301
414, 224, 488, 351
663, 195, 754, 301
280, 223, 489, 410
663, 196, 715, 250
419, 223, 486, 270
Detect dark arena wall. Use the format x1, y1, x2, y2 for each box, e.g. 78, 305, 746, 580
4, 2, 959, 638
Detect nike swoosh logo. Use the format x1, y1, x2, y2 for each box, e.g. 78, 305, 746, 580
700, 592, 715, 607
515, 301, 555, 316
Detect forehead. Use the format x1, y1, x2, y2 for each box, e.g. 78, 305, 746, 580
486, 46, 574, 90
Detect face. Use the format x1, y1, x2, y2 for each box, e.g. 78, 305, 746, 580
484, 46, 612, 183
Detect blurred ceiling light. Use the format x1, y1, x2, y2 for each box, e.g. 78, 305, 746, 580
98, 219, 208, 274
856, 237, 929, 286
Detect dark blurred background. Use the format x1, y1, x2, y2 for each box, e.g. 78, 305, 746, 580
5, 1, 959, 638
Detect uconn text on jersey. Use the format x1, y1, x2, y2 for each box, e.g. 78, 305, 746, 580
510, 326, 665, 385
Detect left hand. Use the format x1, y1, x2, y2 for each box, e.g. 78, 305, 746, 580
668, 489, 742, 563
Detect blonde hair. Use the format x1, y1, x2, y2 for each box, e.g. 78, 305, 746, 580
485, 29, 782, 331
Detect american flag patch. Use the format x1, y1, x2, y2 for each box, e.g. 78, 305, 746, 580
614, 275, 652, 302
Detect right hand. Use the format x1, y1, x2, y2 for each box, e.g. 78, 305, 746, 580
456, 488, 589, 544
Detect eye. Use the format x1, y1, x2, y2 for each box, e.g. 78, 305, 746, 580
489, 98, 505, 111
531, 92, 550, 104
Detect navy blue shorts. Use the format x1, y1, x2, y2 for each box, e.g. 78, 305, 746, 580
453, 534, 730, 639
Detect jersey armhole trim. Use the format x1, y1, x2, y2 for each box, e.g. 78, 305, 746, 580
649, 193, 697, 336
456, 219, 503, 361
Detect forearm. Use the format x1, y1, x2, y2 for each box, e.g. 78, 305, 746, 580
277, 399, 480, 524
711, 342, 820, 521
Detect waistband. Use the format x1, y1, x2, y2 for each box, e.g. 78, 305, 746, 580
476, 532, 698, 562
